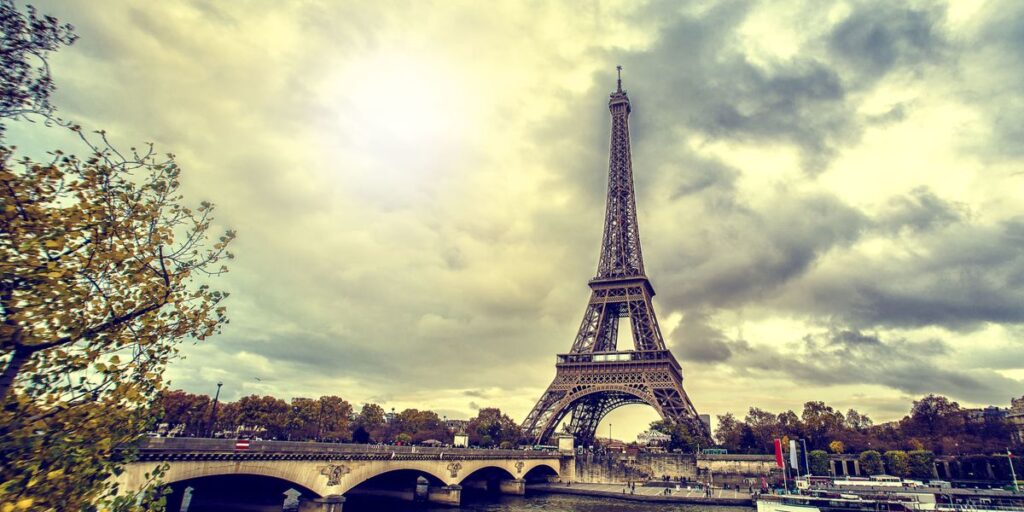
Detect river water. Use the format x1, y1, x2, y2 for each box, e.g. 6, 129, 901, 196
343, 493, 752, 512
188, 492, 753, 512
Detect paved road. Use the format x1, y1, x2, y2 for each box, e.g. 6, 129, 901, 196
536, 482, 752, 499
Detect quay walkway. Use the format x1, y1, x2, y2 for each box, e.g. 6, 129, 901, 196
530, 481, 755, 506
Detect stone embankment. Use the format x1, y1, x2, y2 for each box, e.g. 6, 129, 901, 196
530, 482, 754, 507
574, 451, 778, 486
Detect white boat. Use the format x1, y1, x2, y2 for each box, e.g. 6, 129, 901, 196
757, 490, 1024, 512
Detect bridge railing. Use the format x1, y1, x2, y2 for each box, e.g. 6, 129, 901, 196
137, 438, 562, 458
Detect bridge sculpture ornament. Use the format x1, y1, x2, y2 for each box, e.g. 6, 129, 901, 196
515, 460, 525, 474
319, 464, 350, 486
446, 461, 462, 478
521, 67, 709, 445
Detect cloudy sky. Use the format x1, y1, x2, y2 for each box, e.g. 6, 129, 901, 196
14, 0, 1024, 440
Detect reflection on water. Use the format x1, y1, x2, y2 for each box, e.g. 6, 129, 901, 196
182, 490, 755, 511
342, 493, 754, 512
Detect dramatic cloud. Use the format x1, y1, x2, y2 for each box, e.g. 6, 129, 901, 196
13, 0, 1024, 439
720, 329, 1018, 404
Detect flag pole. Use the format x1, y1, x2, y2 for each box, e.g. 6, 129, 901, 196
1010, 449, 1020, 494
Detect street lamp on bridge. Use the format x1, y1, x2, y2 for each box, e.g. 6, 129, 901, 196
208, 381, 223, 438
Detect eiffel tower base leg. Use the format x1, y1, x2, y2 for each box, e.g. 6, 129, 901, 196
521, 352, 707, 445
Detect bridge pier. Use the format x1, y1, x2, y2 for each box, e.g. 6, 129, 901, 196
499, 478, 526, 495
427, 484, 461, 506
461, 479, 489, 491
299, 494, 345, 512
561, 456, 577, 482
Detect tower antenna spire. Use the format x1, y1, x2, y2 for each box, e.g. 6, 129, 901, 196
616, 65, 623, 92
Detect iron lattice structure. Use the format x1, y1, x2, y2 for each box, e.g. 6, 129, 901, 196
522, 70, 707, 445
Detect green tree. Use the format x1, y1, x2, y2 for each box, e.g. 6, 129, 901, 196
802, 401, 845, 450
0, 0, 76, 130
650, 419, 705, 453
808, 449, 830, 476
286, 398, 321, 441
845, 409, 872, 431
777, 410, 803, 440
467, 408, 521, 448
353, 403, 386, 443
907, 450, 935, 479
214, 400, 240, 435
236, 395, 289, 439
715, 413, 744, 452
395, 408, 447, 444
859, 450, 884, 475
829, 440, 845, 454
907, 395, 962, 438
884, 450, 910, 477
318, 395, 353, 442
745, 407, 780, 452
155, 389, 212, 436
0, 2, 234, 509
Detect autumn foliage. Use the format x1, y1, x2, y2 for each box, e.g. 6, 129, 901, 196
0, 1, 234, 509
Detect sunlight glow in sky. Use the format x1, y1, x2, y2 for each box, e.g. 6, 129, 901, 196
19, 0, 1024, 441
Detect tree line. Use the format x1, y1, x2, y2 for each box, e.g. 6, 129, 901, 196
713, 394, 1015, 456
155, 389, 525, 448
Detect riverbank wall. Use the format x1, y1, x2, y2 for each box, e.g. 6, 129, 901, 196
574, 452, 779, 486
530, 483, 754, 507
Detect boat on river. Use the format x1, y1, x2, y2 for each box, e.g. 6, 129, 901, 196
757, 489, 1024, 512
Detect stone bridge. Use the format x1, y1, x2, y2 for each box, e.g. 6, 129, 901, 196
116, 438, 573, 511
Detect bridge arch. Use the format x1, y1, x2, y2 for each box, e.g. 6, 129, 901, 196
163, 473, 319, 511
458, 465, 517, 494
459, 465, 516, 483
523, 462, 559, 482
141, 460, 328, 497
453, 459, 562, 485
339, 462, 451, 494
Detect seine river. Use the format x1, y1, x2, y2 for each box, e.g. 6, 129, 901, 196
194, 493, 753, 512
345, 494, 752, 512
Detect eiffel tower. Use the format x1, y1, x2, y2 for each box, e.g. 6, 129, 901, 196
522, 68, 707, 445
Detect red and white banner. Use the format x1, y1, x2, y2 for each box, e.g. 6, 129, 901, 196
773, 439, 784, 468
235, 439, 250, 450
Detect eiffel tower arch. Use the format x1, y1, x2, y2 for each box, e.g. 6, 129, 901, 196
522, 68, 707, 445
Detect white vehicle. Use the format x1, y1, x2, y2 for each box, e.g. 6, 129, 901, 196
833, 475, 906, 488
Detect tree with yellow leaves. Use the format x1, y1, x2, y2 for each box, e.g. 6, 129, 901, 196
0, 1, 235, 509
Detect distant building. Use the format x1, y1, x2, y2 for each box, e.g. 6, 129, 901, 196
963, 405, 1007, 425
637, 430, 671, 446
1009, 396, 1024, 445
602, 439, 627, 453
700, 414, 712, 432
444, 419, 468, 433
385, 408, 397, 424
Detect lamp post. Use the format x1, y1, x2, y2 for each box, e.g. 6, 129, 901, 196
208, 381, 223, 438
316, 397, 324, 442
609, 423, 612, 445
